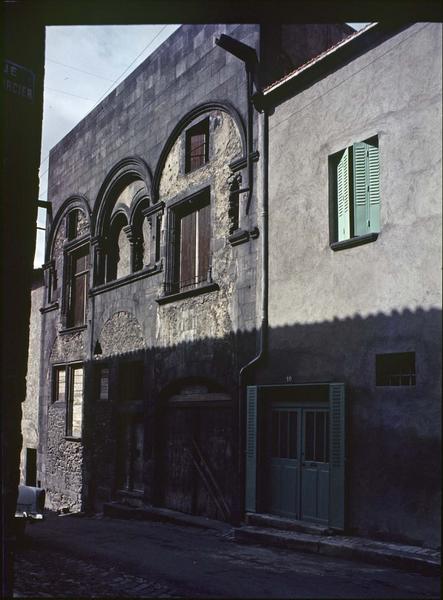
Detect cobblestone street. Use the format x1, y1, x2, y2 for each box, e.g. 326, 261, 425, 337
12, 513, 441, 599
14, 543, 180, 598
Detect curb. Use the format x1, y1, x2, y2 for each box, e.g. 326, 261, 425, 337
234, 526, 441, 575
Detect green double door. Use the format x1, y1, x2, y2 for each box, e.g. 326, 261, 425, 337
269, 405, 330, 524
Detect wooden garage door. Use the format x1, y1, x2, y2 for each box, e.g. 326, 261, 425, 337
163, 392, 233, 520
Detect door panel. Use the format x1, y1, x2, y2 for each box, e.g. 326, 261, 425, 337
269, 408, 300, 518
269, 404, 330, 525
301, 409, 330, 524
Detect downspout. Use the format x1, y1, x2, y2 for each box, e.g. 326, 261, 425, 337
237, 103, 268, 517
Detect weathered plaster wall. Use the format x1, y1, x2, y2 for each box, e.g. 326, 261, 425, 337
20, 269, 44, 484
266, 24, 442, 546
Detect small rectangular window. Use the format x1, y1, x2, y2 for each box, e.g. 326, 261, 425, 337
185, 119, 209, 173
98, 366, 109, 401
376, 352, 416, 386
67, 366, 84, 437
67, 210, 79, 240
54, 367, 66, 403
25, 448, 37, 487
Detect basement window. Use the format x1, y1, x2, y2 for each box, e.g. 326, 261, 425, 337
376, 352, 416, 386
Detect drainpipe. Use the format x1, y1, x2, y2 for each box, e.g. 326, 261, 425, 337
214, 34, 268, 523
237, 106, 268, 517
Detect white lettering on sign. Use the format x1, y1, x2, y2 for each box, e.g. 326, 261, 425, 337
3, 60, 35, 102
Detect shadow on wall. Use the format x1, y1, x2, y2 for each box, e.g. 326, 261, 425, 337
77, 306, 440, 546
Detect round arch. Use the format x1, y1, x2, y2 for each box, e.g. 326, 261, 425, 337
46, 194, 91, 263
92, 156, 152, 237
152, 101, 247, 202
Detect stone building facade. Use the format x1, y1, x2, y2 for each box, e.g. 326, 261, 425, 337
38, 24, 351, 517
35, 22, 441, 549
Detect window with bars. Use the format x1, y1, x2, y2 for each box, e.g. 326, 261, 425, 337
67, 246, 89, 327
376, 352, 416, 386
185, 119, 209, 173
330, 136, 380, 244
166, 189, 211, 295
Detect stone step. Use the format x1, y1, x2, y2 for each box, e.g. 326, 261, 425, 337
233, 525, 441, 575
245, 512, 332, 536
103, 501, 230, 532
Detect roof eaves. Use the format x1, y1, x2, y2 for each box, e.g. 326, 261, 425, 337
263, 22, 378, 96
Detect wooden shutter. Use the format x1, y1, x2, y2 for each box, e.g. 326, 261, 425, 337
353, 142, 370, 236
367, 141, 380, 233
180, 211, 196, 288
197, 203, 210, 283
353, 141, 381, 236
337, 149, 350, 241
190, 133, 206, 170
329, 383, 346, 530
245, 386, 258, 512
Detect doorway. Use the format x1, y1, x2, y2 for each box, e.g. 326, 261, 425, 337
269, 405, 330, 523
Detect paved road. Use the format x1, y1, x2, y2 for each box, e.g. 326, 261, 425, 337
13, 512, 440, 598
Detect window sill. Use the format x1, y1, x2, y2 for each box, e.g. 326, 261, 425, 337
59, 324, 87, 335
90, 263, 162, 296
40, 302, 59, 314
64, 436, 82, 442
156, 282, 219, 305
330, 232, 378, 251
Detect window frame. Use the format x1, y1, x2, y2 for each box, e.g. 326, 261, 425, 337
185, 118, 210, 173
52, 363, 84, 439
376, 352, 416, 387
163, 186, 213, 298
63, 241, 90, 329
329, 135, 380, 251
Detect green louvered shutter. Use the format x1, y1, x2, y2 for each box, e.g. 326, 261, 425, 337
337, 148, 350, 241
245, 386, 258, 512
367, 141, 380, 233
329, 383, 346, 531
353, 140, 381, 236
353, 142, 369, 236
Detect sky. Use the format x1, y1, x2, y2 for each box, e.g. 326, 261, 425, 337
34, 22, 367, 267
35, 24, 180, 266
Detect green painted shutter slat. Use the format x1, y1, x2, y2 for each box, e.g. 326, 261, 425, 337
353, 142, 369, 236
367, 141, 380, 233
329, 383, 346, 531
245, 386, 258, 512
337, 148, 350, 241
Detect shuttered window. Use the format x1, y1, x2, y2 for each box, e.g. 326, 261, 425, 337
331, 136, 380, 243
179, 203, 210, 289
185, 119, 209, 173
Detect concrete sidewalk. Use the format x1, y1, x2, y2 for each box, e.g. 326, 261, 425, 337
102, 502, 441, 576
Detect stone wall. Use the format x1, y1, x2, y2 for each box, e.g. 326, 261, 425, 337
20, 269, 44, 485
